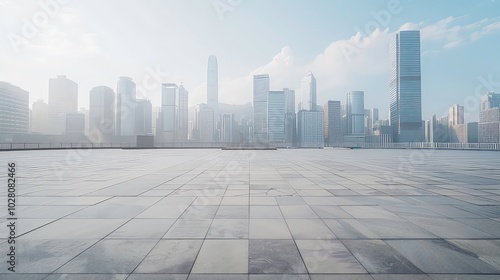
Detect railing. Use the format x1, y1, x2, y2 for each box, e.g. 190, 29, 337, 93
0, 142, 499, 151
330, 142, 500, 151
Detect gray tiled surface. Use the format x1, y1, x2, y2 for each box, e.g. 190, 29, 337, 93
1, 148, 500, 278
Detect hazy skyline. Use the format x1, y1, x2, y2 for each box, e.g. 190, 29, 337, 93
1, 0, 500, 122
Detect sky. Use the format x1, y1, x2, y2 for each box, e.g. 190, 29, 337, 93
1, 0, 500, 122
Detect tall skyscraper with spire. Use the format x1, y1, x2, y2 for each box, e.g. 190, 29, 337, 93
207, 55, 218, 140
390, 30, 422, 142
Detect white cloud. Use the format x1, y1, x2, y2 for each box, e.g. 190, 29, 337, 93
404, 16, 500, 49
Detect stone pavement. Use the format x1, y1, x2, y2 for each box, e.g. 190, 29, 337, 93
1, 148, 499, 279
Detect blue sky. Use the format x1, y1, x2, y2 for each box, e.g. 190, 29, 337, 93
1, 0, 500, 122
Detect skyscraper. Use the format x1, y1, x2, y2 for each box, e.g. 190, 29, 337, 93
31, 100, 49, 134
297, 110, 324, 147
301, 72, 317, 111
481, 92, 500, 110
324, 100, 342, 145
253, 74, 270, 144
161, 83, 178, 142
89, 86, 115, 140
297, 72, 323, 147
347, 91, 365, 135
48, 75, 78, 135
449, 104, 464, 126
207, 55, 218, 135
284, 88, 296, 145
479, 92, 500, 143
0, 81, 29, 135
195, 104, 214, 143
135, 99, 152, 135
390, 30, 422, 142
268, 91, 286, 144
116, 77, 136, 137
367, 108, 379, 135
178, 84, 189, 142
220, 114, 234, 143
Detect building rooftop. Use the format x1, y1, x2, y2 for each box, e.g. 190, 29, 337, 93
1, 148, 499, 279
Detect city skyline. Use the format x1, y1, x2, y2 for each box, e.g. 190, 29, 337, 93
1, 1, 500, 121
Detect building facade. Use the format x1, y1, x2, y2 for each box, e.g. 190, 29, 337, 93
135, 99, 152, 135
207, 55, 218, 137
178, 85, 189, 142
300, 72, 317, 111
390, 30, 422, 142
297, 110, 324, 147
161, 83, 178, 142
268, 91, 286, 144
347, 91, 365, 135
0, 81, 29, 134
116, 77, 136, 137
195, 104, 214, 143
89, 86, 115, 140
324, 100, 342, 146
48, 75, 78, 135
284, 88, 296, 146
31, 99, 49, 134
253, 74, 270, 144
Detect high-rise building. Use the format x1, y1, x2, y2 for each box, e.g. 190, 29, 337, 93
297, 72, 323, 147
207, 55, 218, 136
268, 91, 286, 144
253, 74, 270, 144
347, 91, 365, 135
178, 85, 189, 142
89, 86, 115, 140
449, 104, 464, 126
0, 81, 29, 134
135, 99, 152, 135
116, 77, 136, 137
152, 107, 161, 136
195, 104, 214, 142
161, 83, 178, 142
220, 114, 234, 143
297, 110, 324, 147
284, 88, 296, 145
324, 100, 342, 146
435, 116, 449, 143
48, 75, 78, 135
390, 30, 422, 142
301, 72, 317, 111
481, 92, 500, 110
366, 108, 379, 135
31, 100, 49, 134
479, 92, 500, 143
195, 104, 214, 143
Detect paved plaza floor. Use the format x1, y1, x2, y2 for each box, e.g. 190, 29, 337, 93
1, 148, 500, 279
